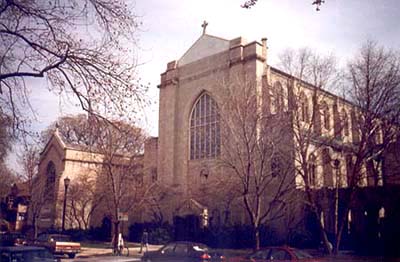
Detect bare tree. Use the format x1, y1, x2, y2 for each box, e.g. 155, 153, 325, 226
332, 41, 400, 253
28, 172, 47, 238
0, 0, 147, 133
217, 77, 296, 250
0, 115, 16, 198
277, 47, 341, 254
18, 140, 45, 238
277, 42, 400, 254
66, 173, 103, 230
88, 118, 147, 251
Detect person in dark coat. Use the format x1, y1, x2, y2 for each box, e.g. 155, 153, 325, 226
139, 229, 149, 253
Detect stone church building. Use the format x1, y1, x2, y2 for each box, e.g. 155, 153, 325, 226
34, 30, 400, 248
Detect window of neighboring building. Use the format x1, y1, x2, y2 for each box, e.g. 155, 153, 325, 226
190, 93, 220, 160
299, 92, 309, 123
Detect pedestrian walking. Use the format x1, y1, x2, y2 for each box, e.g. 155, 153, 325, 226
139, 229, 149, 253
118, 233, 124, 256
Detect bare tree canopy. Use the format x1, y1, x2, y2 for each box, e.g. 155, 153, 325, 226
347, 41, 400, 121
278, 47, 338, 91
0, 115, 16, 198
276, 42, 400, 255
218, 77, 296, 249
241, 0, 326, 11
0, 0, 147, 133
41, 114, 146, 155
0, 115, 13, 161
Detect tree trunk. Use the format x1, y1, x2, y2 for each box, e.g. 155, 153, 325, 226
32, 216, 38, 239
316, 213, 332, 255
113, 221, 120, 252
254, 226, 260, 250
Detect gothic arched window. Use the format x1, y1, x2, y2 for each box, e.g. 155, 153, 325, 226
45, 161, 56, 200
271, 81, 284, 114
321, 101, 330, 131
341, 109, 349, 137
190, 93, 220, 160
299, 92, 309, 123
322, 148, 333, 187
308, 154, 317, 187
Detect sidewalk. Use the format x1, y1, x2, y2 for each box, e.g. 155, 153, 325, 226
77, 244, 162, 258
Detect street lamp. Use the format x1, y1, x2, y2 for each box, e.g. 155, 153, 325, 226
333, 159, 340, 237
62, 176, 70, 232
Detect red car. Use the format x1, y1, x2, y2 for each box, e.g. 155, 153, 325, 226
229, 246, 320, 262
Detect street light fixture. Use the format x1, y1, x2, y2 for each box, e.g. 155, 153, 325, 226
62, 176, 70, 232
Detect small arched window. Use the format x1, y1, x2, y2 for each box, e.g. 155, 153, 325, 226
299, 92, 309, 123
321, 101, 330, 131
200, 169, 209, 184
308, 154, 317, 187
190, 93, 220, 160
271, 81, 284, 114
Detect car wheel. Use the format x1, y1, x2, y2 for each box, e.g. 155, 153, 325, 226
68, 253, 76, 258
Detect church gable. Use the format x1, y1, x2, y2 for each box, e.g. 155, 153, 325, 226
178, 34, 229, 66
40, 132, 66, 162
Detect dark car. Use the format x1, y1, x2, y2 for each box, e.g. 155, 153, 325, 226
141, 241, 225, 262
0, 246, 59, 262
34, 233, 81, 258
230, 246, 320, 262
0, 232, 26, 246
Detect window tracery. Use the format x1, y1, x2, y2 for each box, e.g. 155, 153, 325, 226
190, 93, 220, 160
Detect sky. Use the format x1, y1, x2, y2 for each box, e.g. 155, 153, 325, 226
8, 0, 400, 172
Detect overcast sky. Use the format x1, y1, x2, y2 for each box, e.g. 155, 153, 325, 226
132, 0, 400, 136
10, 0, 400, 171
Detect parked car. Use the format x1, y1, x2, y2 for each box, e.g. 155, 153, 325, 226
0, 246, 59, 262
0, 232, 26, 246
141, 241, 225, 262
34, 233, 81, 258
229, 246, 320, 262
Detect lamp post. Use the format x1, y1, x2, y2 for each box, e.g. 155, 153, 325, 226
62, 176, 70, 232
333, 159, 340, 237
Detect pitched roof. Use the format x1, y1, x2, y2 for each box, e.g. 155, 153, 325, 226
178, 34, 230, 66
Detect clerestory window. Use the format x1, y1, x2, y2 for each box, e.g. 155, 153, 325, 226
190, 93, 220, 160
299, 92, 309, 123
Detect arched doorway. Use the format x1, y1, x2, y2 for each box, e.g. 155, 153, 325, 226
173, 215, 200, 241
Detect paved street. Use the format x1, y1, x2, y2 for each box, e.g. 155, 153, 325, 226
57, 245, 399, 262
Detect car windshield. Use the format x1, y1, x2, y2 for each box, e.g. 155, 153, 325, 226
293, 249, 313, 259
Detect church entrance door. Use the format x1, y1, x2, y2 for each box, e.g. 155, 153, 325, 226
173, 215, 200, 241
